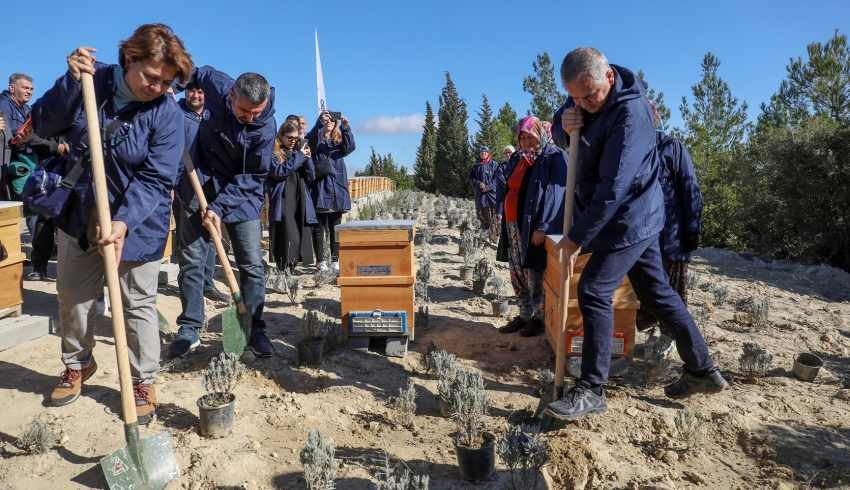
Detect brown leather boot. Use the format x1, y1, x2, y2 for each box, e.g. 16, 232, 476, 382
134, 383, 157, 425
50, 359, 98, 406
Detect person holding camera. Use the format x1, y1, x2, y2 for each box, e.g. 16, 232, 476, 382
268, 116, 316, 272
307, 110, 355, 273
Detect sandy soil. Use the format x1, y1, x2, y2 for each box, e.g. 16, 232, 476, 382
0, 203, 848, 489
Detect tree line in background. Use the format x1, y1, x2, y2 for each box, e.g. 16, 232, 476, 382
365, 31, 849, 270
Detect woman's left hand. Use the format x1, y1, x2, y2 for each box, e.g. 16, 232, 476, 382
531, 230, 546, 246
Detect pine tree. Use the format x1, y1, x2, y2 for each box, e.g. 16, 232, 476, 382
678, 52, 749, 248
472, 94, 499, 158
492, 102, 518, 158
637, 69, 672, 131
414, 101, 437, 192
434, 72, 471, 197
758, 30, 850, 130
522, 52, 567, 122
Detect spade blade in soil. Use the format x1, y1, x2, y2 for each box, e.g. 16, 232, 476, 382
100, 430, 179, 490
221, 305, 250, 356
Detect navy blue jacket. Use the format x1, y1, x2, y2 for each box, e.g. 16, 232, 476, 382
267, 150, 317, 224
0, 91, 29, 147
31, 63, 184, 262
307, 118, 355, 212
656, 132, 702, 261
495, 143, 567, 271
174, 98, 210, 209
469, 158, 498, 209
552, 64, 663, 252
191, 66, 276, 223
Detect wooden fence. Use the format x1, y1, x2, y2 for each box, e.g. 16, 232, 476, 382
348, 176, 395, 200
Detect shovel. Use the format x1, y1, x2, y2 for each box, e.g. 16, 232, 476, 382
180, 152, 252, 355
552, 129, 581, 401
79, 73, 179, 489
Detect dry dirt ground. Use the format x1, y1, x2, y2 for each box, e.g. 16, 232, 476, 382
0, 214, 849, 489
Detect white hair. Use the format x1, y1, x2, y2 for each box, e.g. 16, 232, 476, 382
560, 47, 610, 85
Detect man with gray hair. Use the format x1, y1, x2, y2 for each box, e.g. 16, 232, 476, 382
546, 48, 726, 421
168, 66, 277, 358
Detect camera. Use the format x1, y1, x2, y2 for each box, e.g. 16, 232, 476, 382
329, 111, 342, 121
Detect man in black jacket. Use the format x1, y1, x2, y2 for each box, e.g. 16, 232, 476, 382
0, 73, 68, 280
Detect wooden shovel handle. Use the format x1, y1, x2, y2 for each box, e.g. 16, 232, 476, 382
181, 155, 245, 313
554, 129, 580, 394
81, 73, 137, 425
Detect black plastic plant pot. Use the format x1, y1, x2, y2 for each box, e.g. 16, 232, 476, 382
297, 337, 326, 366
454, 432, 496, 482
197, 393, 236, 438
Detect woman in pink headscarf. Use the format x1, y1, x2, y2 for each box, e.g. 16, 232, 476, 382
495, 116, 567, 337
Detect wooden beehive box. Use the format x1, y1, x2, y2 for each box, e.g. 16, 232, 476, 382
336, 220, 416, 340
0, 202, 25, 315
543, 235, 639, 359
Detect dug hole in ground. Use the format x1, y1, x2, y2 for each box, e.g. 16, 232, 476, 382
0, 192, 849, 489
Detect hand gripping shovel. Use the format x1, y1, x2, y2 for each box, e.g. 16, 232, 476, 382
80, 74, 179, 489
180, 152, 252, 355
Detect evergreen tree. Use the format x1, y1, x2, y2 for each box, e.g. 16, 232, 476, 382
357, 148, 414, 190
434, 72, 471, 197
492, 102, 518, 157
522, 52, 567, 122
637, 69, 672, 131
472, 94, 499, 158
678, 52, 749, 248
413, 101, 437, 192
758, 30, 850, 130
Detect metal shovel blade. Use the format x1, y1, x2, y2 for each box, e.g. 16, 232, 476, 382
221, 304, 250, 356
100, 430, 179, 490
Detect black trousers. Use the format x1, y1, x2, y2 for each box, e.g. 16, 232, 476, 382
312, 211, 343, 263
29, 214, 55, 272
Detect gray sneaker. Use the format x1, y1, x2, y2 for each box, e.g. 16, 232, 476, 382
544, 385, 607, 421
664, 368, 729, 399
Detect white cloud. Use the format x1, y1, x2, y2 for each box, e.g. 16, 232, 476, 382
356, 113, 425, 134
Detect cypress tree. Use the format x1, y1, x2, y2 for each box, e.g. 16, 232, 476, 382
413, 101, 437, 192
434, 72, 471, 197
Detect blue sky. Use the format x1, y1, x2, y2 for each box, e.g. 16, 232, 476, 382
3, 0, 848, 171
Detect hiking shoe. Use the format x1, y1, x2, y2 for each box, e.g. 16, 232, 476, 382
134, 383, 157, 425
168, 326, 201, 359
249, 329, 273, 358
24, 268, 48, 281
50, 359, 98, 406
204, 286, 230, 303
544, 384, 607, 421
519, 318, 545, 337
664, 368, 729, 399
499, 316, 526, 334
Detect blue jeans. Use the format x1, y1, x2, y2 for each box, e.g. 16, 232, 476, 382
176, 205, 214, 332
174, 201, 217, 291
225, 219, 266, 331
578, 236, 713, 386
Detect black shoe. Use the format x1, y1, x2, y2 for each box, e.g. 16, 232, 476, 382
544, 384, 607, 421
499, 316, 526, 334
519, 318, 545, 337
24, 269, 47, 281
203, 286, 230, 303
664, 368, 729, 399
249, 329, 274, 358
168, 327, 201, 359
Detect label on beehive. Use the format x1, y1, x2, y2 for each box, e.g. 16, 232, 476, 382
357, 265, 391, 276
570, 334, 625, 355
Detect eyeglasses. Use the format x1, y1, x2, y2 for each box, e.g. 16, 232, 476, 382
138, 70, 174, 89
283, 135, 299, 142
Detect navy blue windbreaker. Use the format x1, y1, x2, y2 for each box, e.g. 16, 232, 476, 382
31, 63, 184, 262
552, 64, 664, 252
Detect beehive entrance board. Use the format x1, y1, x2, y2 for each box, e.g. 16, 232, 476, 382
543, 235, 639, 361
336, 220, 416, 342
